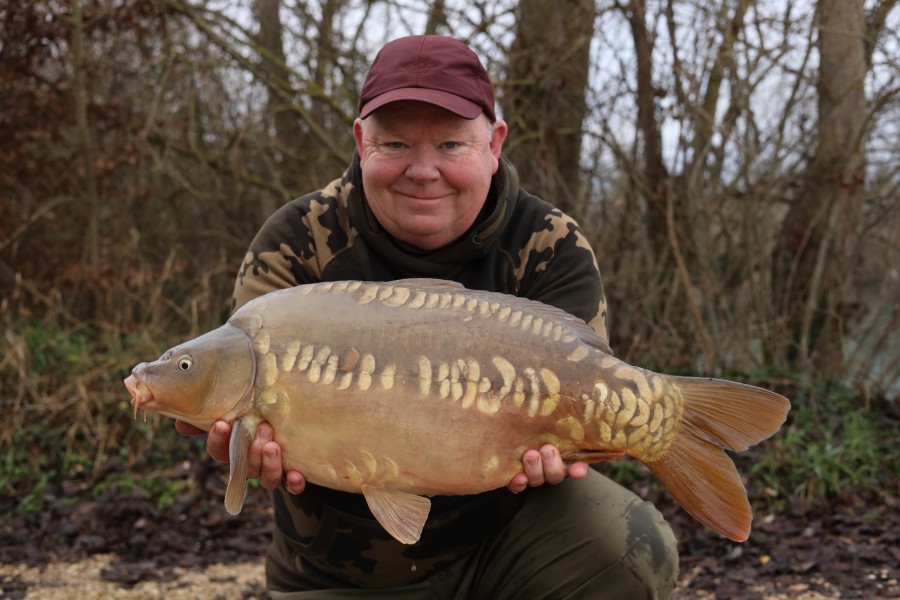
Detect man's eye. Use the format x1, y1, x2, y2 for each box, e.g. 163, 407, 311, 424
387, 141, 405, 149
443, 141, 460, 149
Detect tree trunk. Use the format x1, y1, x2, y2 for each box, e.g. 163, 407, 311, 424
73, 0, 101, 270
254, 0, 305, 203
501, 0, 595, 219
424, 0, 448, 35
774, 0, 867, 373
622, 0, 670, 261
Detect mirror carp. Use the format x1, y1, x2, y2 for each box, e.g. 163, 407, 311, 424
124, 279, 790, 545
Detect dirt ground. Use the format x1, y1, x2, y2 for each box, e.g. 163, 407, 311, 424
2, 467, 898, 600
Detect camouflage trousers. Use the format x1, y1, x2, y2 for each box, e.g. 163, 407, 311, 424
266, 471, 679, 599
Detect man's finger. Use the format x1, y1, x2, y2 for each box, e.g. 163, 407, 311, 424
523, 449, 545, 486
285, 471, 307, 495
175, 420, 205, 436
206, 421, 231, 463
540, 445, 566, 485
260, 441, 283, 490
247, 423, 274, 479
567, 461, 589, 480
507, 472, 528, 494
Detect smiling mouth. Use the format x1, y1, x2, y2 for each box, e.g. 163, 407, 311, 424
393, 189, 452, 202
402, 196, 444, 203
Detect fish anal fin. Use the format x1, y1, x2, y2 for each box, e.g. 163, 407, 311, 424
561, 450, 625, 465
361, 484, 431, 545
647, 423, 752, 542
224, 418, 255, 515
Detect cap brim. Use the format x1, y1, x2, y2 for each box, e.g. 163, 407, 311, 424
359, 87, 483, 119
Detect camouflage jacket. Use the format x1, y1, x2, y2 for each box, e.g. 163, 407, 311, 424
233, 153, 608, 588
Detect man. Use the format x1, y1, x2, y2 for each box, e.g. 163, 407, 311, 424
179, 35, 678, 598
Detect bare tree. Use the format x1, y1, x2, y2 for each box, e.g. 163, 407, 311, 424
424, 0, 449, 34
4, 0, 900, 396
501, 0, 596, 218
774, 0, 895, 375
5, 0, 900, 501
619, 0, 669, 257
72, 0, 102, 271
254, 0, 306, 204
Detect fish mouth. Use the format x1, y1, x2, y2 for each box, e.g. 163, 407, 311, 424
124, 364, 158, 419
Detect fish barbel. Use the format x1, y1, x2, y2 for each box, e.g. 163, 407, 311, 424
123, 279, 789, 544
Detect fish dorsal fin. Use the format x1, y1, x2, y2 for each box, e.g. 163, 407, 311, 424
392, 278, 465, 289
361, 484, 431, 545
502, 295, 612, 355
568, 320, 613, 355
224, 418, 255, 515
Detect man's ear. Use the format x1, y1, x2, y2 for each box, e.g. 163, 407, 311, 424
489, 119, 508, 173
490, 119, 508, 160
353, 118, 365, 158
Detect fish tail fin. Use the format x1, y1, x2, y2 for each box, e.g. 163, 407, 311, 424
646, 377, 790, 542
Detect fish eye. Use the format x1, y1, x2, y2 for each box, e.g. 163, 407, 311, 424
177, 355, 193, 371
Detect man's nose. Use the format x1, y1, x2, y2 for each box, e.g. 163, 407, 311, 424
405, 146, 440, 181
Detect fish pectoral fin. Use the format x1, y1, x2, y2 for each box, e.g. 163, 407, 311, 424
224, 418, 255, 515
361, 484, 431, 545
561, 450, 625, 465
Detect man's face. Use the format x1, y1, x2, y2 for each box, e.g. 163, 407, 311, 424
354, 101, 508, 251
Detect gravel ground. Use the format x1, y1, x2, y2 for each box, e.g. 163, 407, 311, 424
0, 554, 843, 600
1, 555, 266, 600
2, 460, 897, 599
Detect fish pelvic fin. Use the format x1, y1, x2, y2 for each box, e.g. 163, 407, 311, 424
647, 377, 790, 542
361, 484, 431, 545
224, 417, 257, 515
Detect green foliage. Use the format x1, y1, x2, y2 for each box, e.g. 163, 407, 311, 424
91, 464, 196, 510
749, 379, 897, 511
0, 426, 56, 514
0, 316, 195, 514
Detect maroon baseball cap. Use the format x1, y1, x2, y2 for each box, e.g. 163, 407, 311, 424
359, 35, 496, 121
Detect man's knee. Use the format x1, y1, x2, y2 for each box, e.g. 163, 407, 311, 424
617, 496, 679, 598
448, 473, 680, 599
556, 475, 679, 599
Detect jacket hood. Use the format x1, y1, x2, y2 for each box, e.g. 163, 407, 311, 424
345, 153, 520, 278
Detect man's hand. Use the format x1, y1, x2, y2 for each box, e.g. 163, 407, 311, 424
175, 419, 306, 494
507, 444, 589, 494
